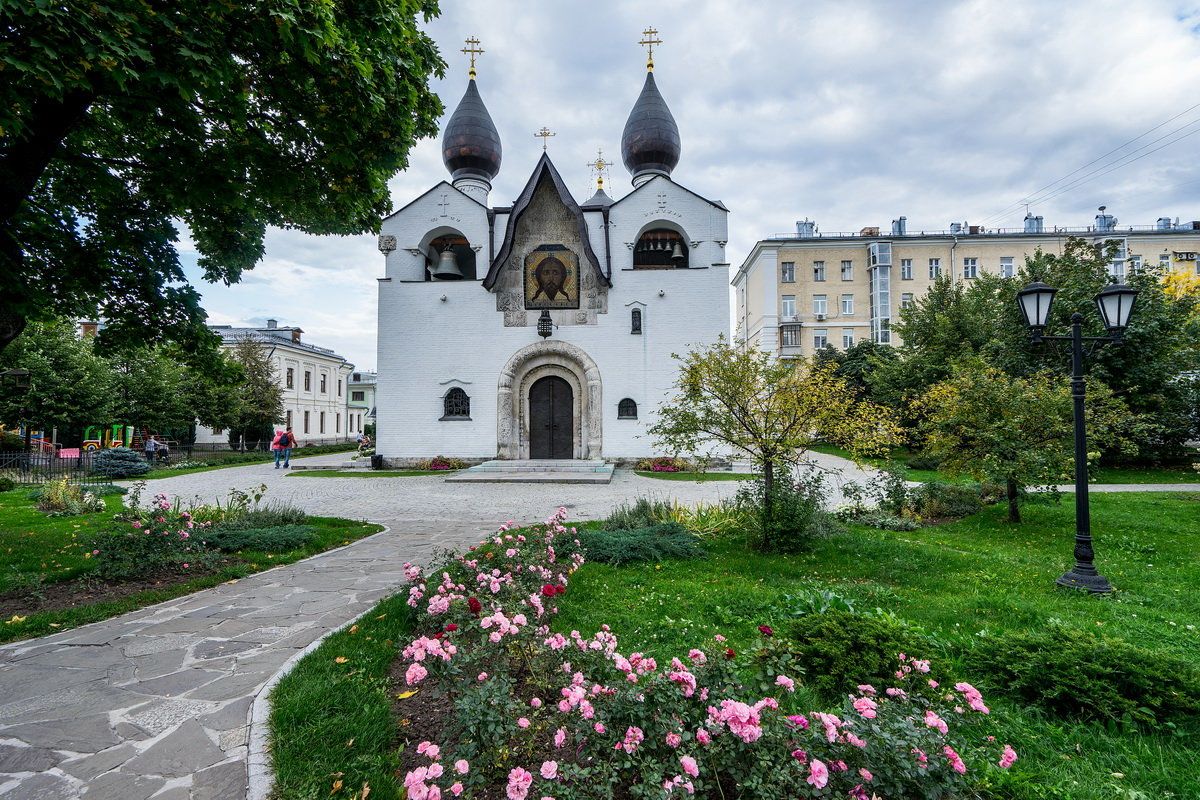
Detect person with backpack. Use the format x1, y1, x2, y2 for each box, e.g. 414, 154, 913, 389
272, 426, 296, 469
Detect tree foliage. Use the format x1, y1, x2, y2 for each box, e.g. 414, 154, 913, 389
650, 336, 901, 497
0, 0, 445, 354
0, 319, 114, 428
227, 336, 284, 448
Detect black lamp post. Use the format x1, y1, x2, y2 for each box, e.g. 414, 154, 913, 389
1016, 279, 1138, 594
1, 368, 32, 470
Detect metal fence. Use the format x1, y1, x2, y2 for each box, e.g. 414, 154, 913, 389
0, 451, 116, 486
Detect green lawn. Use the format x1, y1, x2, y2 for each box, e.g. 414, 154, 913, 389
0, 489, 382, 641
556, 492, 1200, 799
634, 470, 754, 481
287, 470, 452, 478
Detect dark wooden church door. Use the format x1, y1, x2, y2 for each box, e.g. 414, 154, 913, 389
529, 376, 573, 459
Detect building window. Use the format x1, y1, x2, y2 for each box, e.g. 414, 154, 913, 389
633, 228, 688, 268
842, 328, 855, 349
320, 374, 327, 394
813, 261, 826, 282
286, 368, 294, 389
876, 319, 892, 344
841, 294, 854, 315
336, 413, 341, 433
841, 260, 853, 280
963, 258, 978, 279
304, 370, 311, 391
781, 261, 795, 282
442, 387, 471, 420
781, 326, 800, 347
1129, 255, 1142, 273
303, 410, 310, 433
900, 292, 914, 309
900, 259, 913, 280
319, 411, 325, 433
338, 379, 342, 397
1160, 252, 1172, 268
212, 427, 224, 436
812, 294, 828, 316
618, 398, 638, 419
781, 295, 796, 318
631, 308, 642, 334
928, 258, 941, 279
286, 410, 292, 428
351, 390, 365, 402
813, 329, 829, 349
999, 256, 1015, 278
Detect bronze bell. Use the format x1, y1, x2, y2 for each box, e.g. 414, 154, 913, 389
671, 241, 685, 261
431, 245, 463, 280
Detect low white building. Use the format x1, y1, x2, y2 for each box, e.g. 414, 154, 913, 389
348, 370, 376, 435
194, 320, 355, 447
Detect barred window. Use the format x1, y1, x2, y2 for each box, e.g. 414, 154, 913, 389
443, 387, 471, 419
631, 308, 642, 334
618, 398, 638, 419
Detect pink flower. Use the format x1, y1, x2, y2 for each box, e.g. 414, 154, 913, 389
943, 745, 967, 774
517, 717, 530, 729
845, 732, 867, 748
999, 744, 1018, 769
856, 684, 876, 695
540, 760, 558, 779
785, 714, 809, 729
775, 674, 795, 692
416, 741, 440, 760
955, 682, 990, 714
859, 768, 873, 782
924, 710, 948, 735
554, 728, 567, 748
450, 783, 463, 797
478, 672, 488, 682
666, 733, 682, 748
455, 759, 469, 775
852, 696, 878, 719
530, 697, 542, 709
806, 759, 829, 789
680, 755, 699, 778
506, 767, 534, 800
405, 663, 428, 685
695, 728, 711, 745
791, 749, 807, 764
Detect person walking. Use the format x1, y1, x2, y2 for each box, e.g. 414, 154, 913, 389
143, 435, 158, 464
273, 426, 296, 469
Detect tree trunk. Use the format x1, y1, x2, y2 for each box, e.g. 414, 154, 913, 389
762, 458, 775, 548
1006, 476, 1021, 523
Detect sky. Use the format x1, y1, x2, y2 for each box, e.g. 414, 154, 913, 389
181, 0, 1200, 370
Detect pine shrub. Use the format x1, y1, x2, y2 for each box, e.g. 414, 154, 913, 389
202, 525, 317, 553
575, 522, 705, 566
91, 447, 151, 478
601, 496, 675, 531
782, 610, 927, 700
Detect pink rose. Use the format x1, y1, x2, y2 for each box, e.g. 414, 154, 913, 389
806, 759, 829, 789
775, 674, 795, 692
455, 759, 469, 774
680, 755, 699, 778
540, 760, 558, 780
999, 744, 1018, 769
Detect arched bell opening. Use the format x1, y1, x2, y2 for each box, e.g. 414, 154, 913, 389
425, 233, 477, 281
633, 227, 688, 269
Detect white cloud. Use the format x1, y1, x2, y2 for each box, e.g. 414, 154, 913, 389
183, 0, 1200, 369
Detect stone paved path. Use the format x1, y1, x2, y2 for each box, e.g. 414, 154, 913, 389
0, 453, 877, 800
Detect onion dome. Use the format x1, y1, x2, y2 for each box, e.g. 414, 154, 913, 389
442, 78, 502, 184
620, 71, 681, 184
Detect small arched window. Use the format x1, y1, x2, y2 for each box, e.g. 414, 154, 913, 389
618, 398, 638, 419
631, 308, 642, 334
442, 387, 471, 420
634, 228, 688, 269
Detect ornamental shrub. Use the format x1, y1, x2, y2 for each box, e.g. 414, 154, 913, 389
201, 524, 316, 553
635, 456, 691, 472
88, 491, 218, 580
415, 455, 467, 470
0, 476, 14, 493
394, 510, 1016, 798
34, 478, 106, 516
602, 496, 674, 531
906, 452, 943, 471
908, 481, 983, 520
91, 447, 151, 478
576, 522, 705, 566
736, 472, 842, 553
782, 610, 927, 700
968, 625, 1200, 727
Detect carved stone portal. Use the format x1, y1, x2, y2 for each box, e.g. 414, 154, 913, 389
497, 340, 602, 459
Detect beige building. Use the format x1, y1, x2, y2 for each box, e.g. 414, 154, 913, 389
733, 211, 1200, 358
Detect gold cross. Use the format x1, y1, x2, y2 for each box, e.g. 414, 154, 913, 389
534, 126, 556, 151
639, 26, 662, 71
587, 149, 610, 190
462, 36, 484, 79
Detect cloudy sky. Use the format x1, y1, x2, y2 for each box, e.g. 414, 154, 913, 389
181, 0, 1200, 370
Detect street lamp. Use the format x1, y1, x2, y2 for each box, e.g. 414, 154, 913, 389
1017, 279, 1139, 594
537, 309, 554, 339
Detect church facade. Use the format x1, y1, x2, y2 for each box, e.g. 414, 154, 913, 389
375, 44, 729, 464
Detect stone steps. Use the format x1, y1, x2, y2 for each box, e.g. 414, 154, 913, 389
445, 459, 614, 484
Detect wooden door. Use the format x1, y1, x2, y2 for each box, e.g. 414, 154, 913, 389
529, 376, 573, 459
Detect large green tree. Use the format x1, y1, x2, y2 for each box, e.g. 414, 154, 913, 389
0, 0, 445, 354
0, 319, 114, 430
227, 336, 284, 450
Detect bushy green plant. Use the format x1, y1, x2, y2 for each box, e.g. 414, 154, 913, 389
634, 456, 691, 472
602, 496, 674, 531
967, 625, 1200, 727
782, 610, 927, 700
906, 452, 943, 471
736, 471, 842, 553
575, 522, 705, 566
668, 497, 752, 537
208, 503, 308, 531
414, 455, 467, 470
909, 481, 983, 520
857, 512, 921, 531
89, 492, 218, 580
0, 476, 15, 492
91, 447, 150, 477
34, 478, 105, 515
201, 524, 317, 553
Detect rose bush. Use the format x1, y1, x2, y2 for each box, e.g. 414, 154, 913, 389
396, 509, 1017, 799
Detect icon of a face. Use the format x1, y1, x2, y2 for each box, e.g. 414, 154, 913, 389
534, 256, 567, 300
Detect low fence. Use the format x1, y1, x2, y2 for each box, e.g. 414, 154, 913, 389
0, 451, 112, 486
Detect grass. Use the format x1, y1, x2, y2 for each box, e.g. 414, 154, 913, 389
287, 470, 453, 478
555, 492, 1200, 799
634, 470, 754, 481
268, 592, 414, 799
0, 489, 383, 642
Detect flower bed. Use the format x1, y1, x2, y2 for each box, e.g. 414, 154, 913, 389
395, 509, 1016, 799
634, 456, 691, 473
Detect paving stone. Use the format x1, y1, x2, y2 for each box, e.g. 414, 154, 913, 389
127, 650, 188, 682
79, 770, 162, 800
128, 669, 225, 698
217, 727, 248, 753
192, 760, 245, 800
59, 745, 136, 781
0, 771, 79, 800
192, 641, 258, 661
197, 698, 252, 733
0, 714, 118, 752
123, 699, 219, 737
122, 720, 223, 779
0, 745, 58, 773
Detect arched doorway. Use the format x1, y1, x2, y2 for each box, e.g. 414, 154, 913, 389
497, 340, 602, 460
529, 376, 573, 459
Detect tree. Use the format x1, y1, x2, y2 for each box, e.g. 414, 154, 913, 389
0, 1, 445, 354
0, 319, 114, 431
812, 339, 898, 401
916, 360, 1138, 522
109, 347, 195, 434
650, 336, 901, 505
228, 337, 283, 450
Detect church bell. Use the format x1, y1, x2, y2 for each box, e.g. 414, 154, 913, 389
431, 245, 464, 280
670, 241, 685, 261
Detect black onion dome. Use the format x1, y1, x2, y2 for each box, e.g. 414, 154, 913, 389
620, 71, 681, 180
442, 79, 502, 183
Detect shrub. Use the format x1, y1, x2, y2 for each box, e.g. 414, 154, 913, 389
89, 492, 218, 580
736, 471, 842, 553
34, 478, 106, 516
906, 452, 943, 471
209, 503, 308, 531
782, 610, 927, 700
91, 447, 151, 478
576, 522, 705, 566
415, 456, 467, 471
602, 496, 674, 531
668, 497, 753, 537
856, 513, 921, 531
0, 476, 15, 493
908, 482, 983, 520
202, 524, 317, 553
634, 456, 691, 472
967, 626, 1200, 727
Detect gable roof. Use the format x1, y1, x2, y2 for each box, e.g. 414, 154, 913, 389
482, 153, 610, 290
381, 180, 488, 223
608, 173, 728, 212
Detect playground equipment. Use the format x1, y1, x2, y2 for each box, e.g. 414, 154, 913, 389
82, 424, 135, 451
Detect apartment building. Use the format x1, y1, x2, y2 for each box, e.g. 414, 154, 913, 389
347, 370, 376, 435
733, 210, 1200, 358
195, 320, 355, 446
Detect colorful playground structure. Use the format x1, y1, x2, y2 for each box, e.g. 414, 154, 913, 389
82, 424, 136, 452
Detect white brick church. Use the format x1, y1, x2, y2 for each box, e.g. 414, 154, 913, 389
374, 44, 729, 465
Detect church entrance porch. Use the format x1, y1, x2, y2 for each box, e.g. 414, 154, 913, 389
529, 376, 573, 459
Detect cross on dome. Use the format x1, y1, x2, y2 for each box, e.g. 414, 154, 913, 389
639, 26, 662, 71
462, 36, 484, 79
